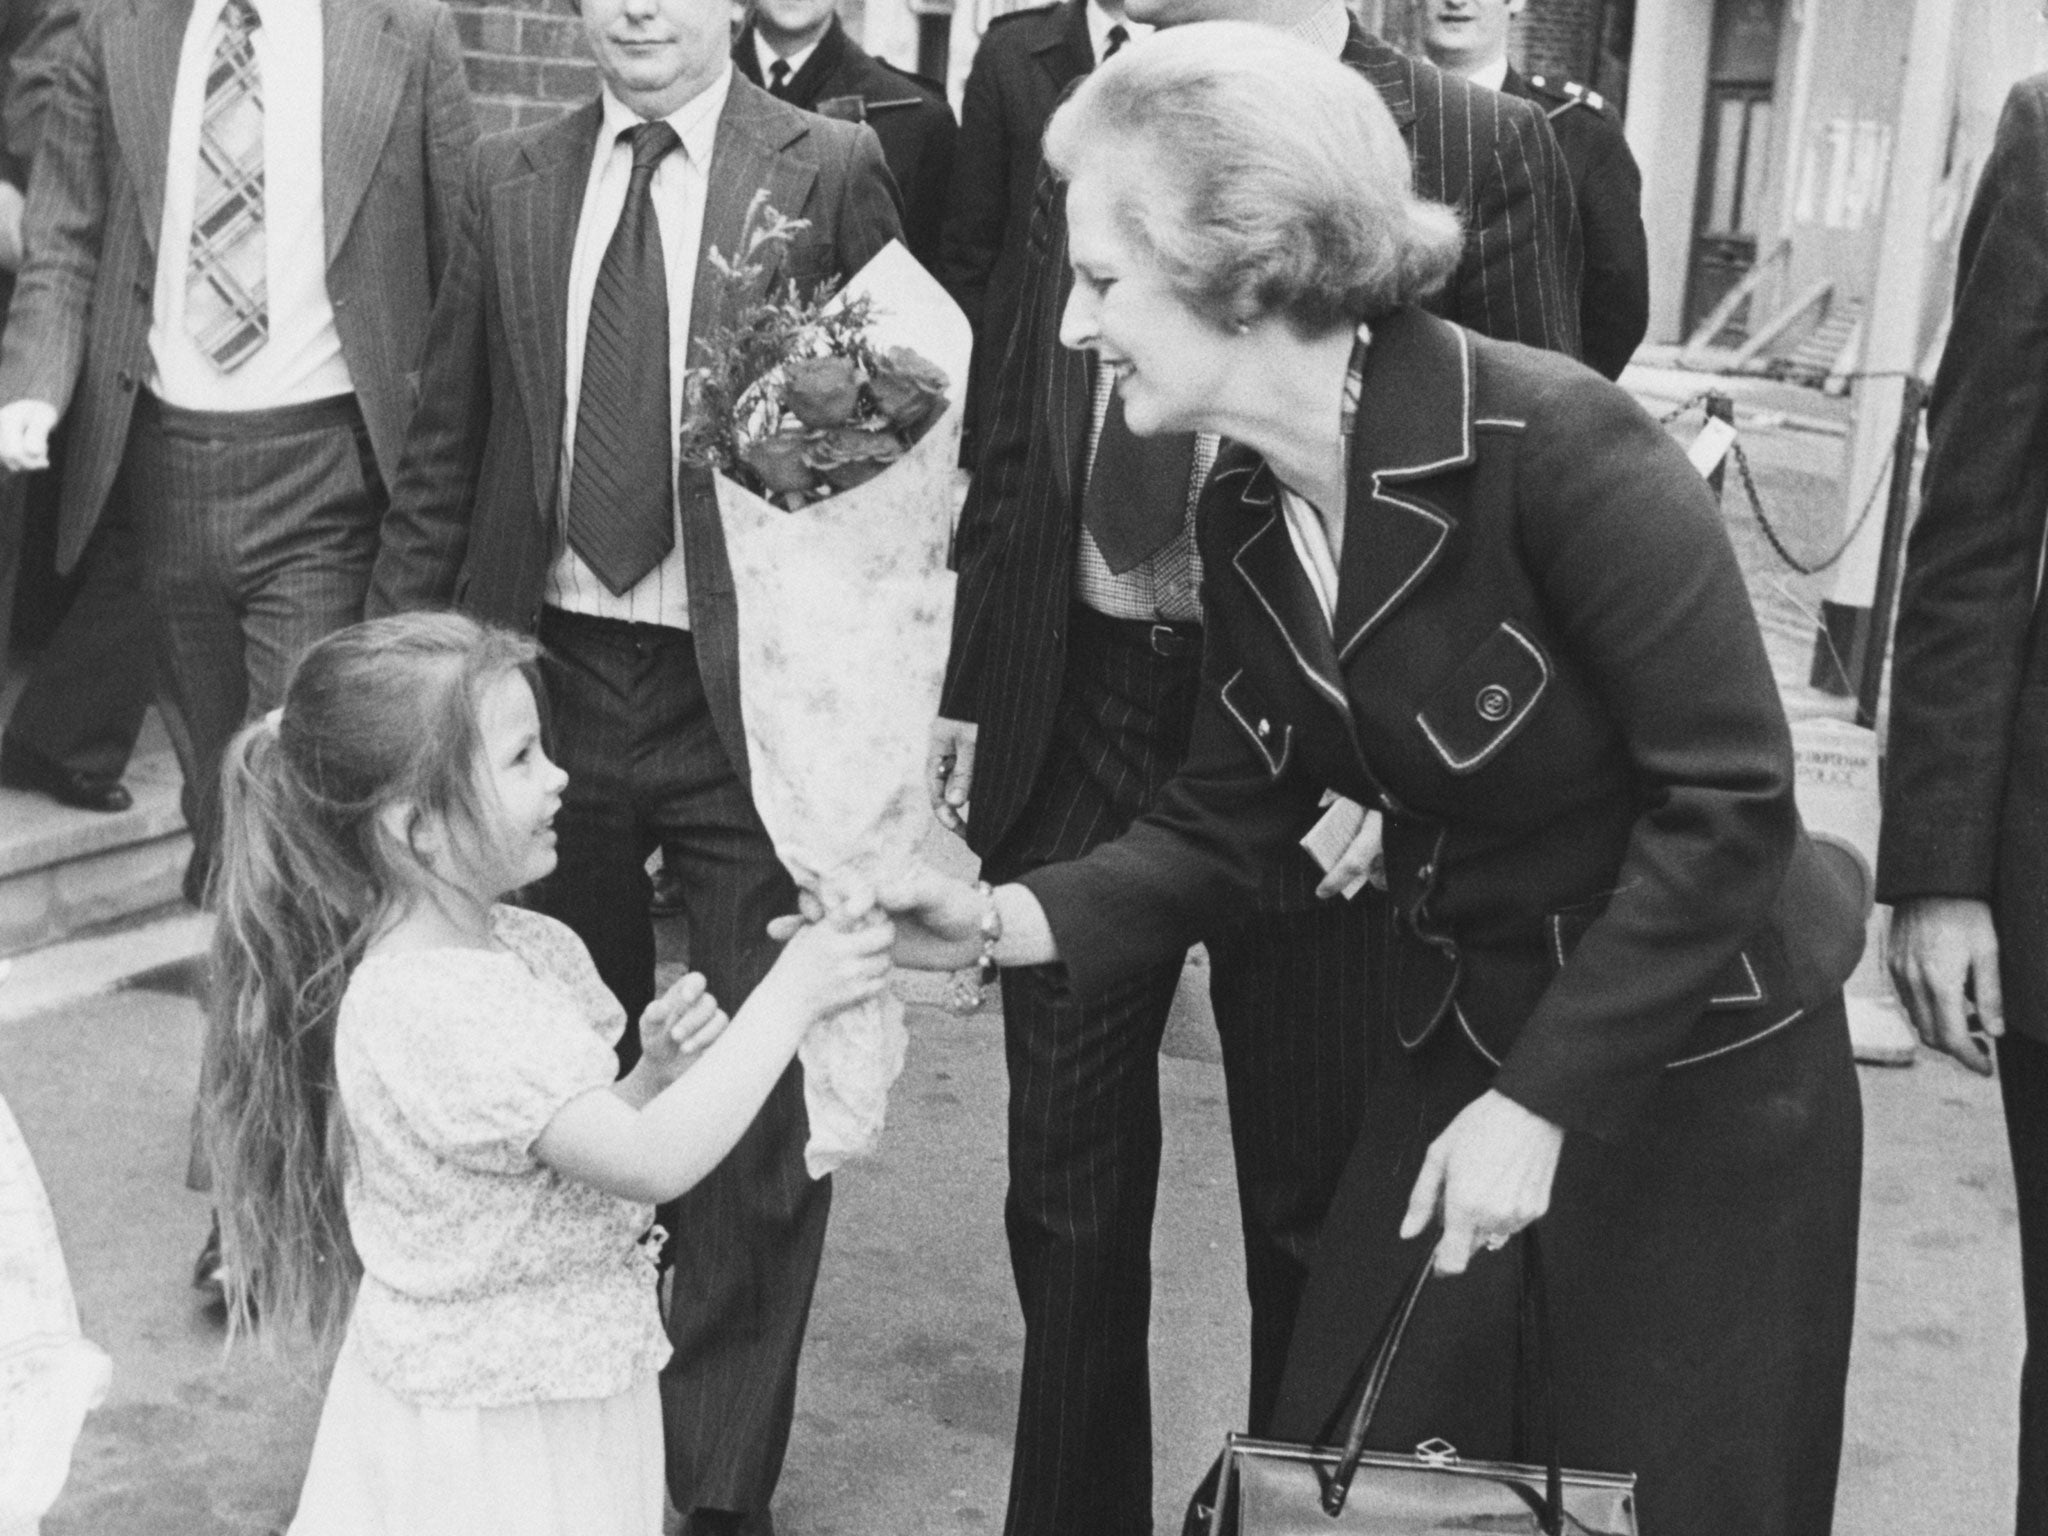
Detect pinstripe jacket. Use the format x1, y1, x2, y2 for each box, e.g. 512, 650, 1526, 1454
0, 0, 477, 573
365, 78, 902, 786
942, 21, 1584, 869
1021, 308, 1865, 1142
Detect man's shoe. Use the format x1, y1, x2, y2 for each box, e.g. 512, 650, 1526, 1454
0, 746, 132, 813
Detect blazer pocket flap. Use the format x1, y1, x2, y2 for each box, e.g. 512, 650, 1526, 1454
1416, 621, 1550, 773
1218, 669, 1291, 777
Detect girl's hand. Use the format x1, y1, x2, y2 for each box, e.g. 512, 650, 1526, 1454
1399, 1090, 1565, 1275
766, 884, 897, 1020
638, 972, 729, 1084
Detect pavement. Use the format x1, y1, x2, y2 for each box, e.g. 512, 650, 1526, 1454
0, 933, 2028, 1534
0, 365, 2019, 1531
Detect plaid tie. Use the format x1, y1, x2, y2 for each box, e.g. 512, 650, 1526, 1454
568, 120, 682, 596
186, 0, 267, 372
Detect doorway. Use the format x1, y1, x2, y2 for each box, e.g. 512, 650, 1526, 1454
1683, 0, 1784, 336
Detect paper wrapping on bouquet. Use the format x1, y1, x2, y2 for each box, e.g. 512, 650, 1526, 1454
715, 242, 972, 1178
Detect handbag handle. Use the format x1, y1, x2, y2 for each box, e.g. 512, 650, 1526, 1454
1319, 1228, 1564, 1534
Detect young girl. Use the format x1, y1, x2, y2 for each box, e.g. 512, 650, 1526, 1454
200, 612, 894, 1536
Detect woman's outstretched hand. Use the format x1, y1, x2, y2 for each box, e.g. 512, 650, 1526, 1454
764, 870, 986, 970
874, 864, 988, 970
1399, 1090, 1565, 1275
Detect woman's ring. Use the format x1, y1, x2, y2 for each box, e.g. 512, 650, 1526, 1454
1482, 1233, 1508, 1252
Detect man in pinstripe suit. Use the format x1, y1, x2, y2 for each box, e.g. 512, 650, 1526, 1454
366, 0, 900, 1524
0, 0, 157, 819
0, 0, 477, 899
924, 6, 1583, 1530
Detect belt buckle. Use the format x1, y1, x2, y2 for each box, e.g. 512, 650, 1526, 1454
1149, 622, 1185, 657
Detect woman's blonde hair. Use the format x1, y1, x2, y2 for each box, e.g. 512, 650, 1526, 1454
201, 611, 542, 1345
1042, 20, 1465, 333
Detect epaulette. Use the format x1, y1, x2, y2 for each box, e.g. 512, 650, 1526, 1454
1527, 74, 1609, 117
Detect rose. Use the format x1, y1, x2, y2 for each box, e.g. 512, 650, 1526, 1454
785, 355, 864, 428
741, 429, 819, 499
804, 424, 906, 492
868, 346, 950, 432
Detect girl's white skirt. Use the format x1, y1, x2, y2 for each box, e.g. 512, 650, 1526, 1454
288, 1338, 663, 1536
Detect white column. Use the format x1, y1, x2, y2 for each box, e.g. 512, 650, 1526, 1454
1822, 0, 1962, 617
1624, 0, 1713, 343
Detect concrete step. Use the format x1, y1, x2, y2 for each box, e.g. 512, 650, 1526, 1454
0, 904, 212, 1025
0, 742, 191, 959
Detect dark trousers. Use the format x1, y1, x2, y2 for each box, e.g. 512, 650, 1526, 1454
531, 609, 821, 1531
2002, 1032, 2048, 1535
0, 446, 152, 784
987, 607, 1372, 1535
128, 393, 383, 905
1208, 898, 1373, 1433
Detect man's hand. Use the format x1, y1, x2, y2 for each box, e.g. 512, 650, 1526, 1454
1400, 1090, 1565, 1276
0, 400, 59, 472
1888, 896, 2003, 1075
1315, 806, 1384, 901
0, 183, 24, 274
926, 717, 978, 835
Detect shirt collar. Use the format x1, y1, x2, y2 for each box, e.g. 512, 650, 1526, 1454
1085, 1, 1151, 64
1467, 57, 1511, 92
1279, 0, 1354, 58
598, 64, 732, 168
752, 29, 821, 85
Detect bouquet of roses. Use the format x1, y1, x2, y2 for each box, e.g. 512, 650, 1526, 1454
681, 207, 971, 1178
680, 204, 953, 509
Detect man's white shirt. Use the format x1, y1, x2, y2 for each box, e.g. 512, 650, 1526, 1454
547, 69, 733, 629
151, 0, 351, 409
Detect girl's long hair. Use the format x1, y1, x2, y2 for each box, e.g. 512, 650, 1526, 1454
201, 611, 541, 1345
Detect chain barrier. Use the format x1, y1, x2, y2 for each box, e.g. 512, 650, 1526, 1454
1657, 391, 1715, 425
1726, 438, 1888, 577
1658, 390, 1901, 578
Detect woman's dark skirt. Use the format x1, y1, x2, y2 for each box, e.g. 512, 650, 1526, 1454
1269, 992, 1863, 1536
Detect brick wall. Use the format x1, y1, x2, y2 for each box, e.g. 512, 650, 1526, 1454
1376, 0, 1616, 101
447, 0, 1621, 131
1513, 0, 1604, 85
446, 0, 597, 135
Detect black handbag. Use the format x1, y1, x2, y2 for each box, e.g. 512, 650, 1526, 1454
1184, 1230, 1639, 1536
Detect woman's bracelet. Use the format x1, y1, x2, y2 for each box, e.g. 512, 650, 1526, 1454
974, 879, 1003, 986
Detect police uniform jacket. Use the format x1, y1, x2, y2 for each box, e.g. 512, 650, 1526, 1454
1503, 68, 1648, 381
1020, 307, 1864, 1142
734, 17, 955, 272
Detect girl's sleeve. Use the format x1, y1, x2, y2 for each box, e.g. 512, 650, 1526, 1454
351, 963, 620, 1174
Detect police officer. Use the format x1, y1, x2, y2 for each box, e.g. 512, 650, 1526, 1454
1422, 0, 1648, 379
734, 0, 957, 271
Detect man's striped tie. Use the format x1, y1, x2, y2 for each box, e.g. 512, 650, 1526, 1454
186, 0, 267, 373
567, 120, 682, 596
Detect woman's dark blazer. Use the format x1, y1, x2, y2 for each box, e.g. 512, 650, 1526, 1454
1021, 307, 1865, 1143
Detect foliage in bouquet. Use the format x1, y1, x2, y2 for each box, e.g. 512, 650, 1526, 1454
678, 195, 952, 510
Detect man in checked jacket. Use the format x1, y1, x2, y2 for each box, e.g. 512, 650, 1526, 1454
921, 2, 1584, 1531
